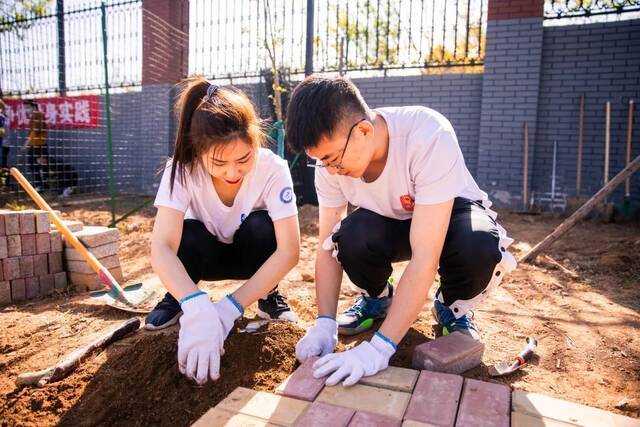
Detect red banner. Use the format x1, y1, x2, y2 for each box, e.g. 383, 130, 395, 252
4, 95, 100, 129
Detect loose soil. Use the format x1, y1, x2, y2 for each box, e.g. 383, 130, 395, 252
1, 197, 639, 425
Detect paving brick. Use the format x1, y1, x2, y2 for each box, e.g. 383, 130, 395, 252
54, 272, 68, 291
34, 211, 50, 234
456, 378, 510, 427
511, 411, 576, 426
316, 383, 411, 421
39, 274, 54, 296
412, 333, 484, 374
20, 234, 36, 256
65, 241, 118, 261
48, 252, 64, 273
402, 421, 436, 427
512, 390, 640, 427
70, 226, 119, 248
359, 366, 419, 393
49, 230, 63, 252
11, 279, 26, 302
294, 401, 355, 427
36, 233, 51, 254
276, 356, 325, 401
7, 235, 21, 257
3, 257, 21, 281
66, 254, 120, 274
0, 281, 10, 305
19, 255, 34, 278
55, 219, 83, 232
25, 276, 39, 299
217, 387, 309, 427
18, 211, 36, 234
0, 214, 5, 236
404, 371, 463, 427
69, 266, 123, 292
3, 212, 20, 235
33, 254, 48, 276
0, 236, 7, 259
348, 411, 401, 427
193, 406, 278, 427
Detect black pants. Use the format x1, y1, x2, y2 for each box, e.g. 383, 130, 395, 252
28, 145, 48, 188
178, 211, 277, 284
332, 198, 504, 307
1, 146, 8, 169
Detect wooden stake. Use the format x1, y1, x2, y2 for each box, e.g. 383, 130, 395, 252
520, 155, 640, 263
523, 121, 529, 210
577, 94, 584, 197
626, 99, 634, 197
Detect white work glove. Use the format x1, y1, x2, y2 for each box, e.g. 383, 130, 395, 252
322, 222, 341, 259
213, 295, 244, 339
178, 293, 242, 384
312, 332, 396, 386
295, 317, 338, 362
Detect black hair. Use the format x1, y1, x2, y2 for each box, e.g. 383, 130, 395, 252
285, 74, 370, 153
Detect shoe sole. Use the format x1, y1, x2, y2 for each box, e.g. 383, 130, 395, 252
256, 308, 299, 323
144, 312, 182, 331
338, 317, 377, 336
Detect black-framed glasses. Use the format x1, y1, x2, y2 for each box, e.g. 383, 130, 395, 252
307, 118, 366, 170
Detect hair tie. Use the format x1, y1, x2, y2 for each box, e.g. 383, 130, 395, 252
205, 83, 219, 102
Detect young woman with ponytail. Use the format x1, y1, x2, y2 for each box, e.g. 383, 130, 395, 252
147, 77, 300, 384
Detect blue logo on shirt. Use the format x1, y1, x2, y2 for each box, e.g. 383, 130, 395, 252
280, 187, 293, 204
240, 213, 247, 223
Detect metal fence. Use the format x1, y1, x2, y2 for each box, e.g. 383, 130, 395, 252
544, 0, 640, 20
189, 0, 488, 80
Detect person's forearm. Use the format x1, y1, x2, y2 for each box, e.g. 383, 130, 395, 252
378, 256, 437, 344
315, 248, 343, 319
151, 243, 199, 301
232, 249, 298, 308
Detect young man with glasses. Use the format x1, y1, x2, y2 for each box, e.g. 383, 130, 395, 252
285, 75, 516, 386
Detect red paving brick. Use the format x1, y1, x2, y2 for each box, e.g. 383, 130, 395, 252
0, 281, 10, 304
20, 234, 36, 256
0, 236, 7, 259
3, 212, 20, 235
18, 211, 36, 234
348, 411, 401, 427
25, 276, 39, 299
19, 256, 34, 278
3, 257, 21, 281
39, 274, 54, 296
7, 235, 21, 257
34, 211, 50, 234
276, 356, 325, 401
412, 333, 484, 374
33, 254, 48, 276
54, 272, 68, 291
11, 279, 26, 301
455, 378, 510, 427
404, 370, 463, 427
50, 230, 63, 252
294, 401, 355, 427
36, 233, 51, 254
48, 252, 64, 274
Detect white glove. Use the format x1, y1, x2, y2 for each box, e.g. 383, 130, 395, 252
295, 317, 338, 362
312, 332, 396, 386
322, 221, 341, 259
177, 293, 241, 384
213, 295, 243, 339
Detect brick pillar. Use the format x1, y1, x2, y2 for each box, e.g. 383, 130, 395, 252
142, 0, 189, 85
476, 0, 544, 207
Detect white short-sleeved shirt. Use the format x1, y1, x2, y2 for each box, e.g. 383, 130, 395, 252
155, 148, 297, 243
315, 106, 488, 219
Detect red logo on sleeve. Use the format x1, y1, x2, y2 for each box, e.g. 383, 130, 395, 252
400, 195, 415, 211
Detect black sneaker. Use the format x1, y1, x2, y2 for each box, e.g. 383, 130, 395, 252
257, 289, 299, 322
144, 292, 182, 330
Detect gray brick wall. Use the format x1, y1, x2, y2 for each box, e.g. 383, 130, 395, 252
534, 19, 640, 204
477, 17, 544, 207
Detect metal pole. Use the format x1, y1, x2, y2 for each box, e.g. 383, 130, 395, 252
523, 122, 529, 211
625, 99, 634, 197
577, 94, 584, 197
304, 0, 315, 76
101, 1, 116, 226
57, 0, 66, 96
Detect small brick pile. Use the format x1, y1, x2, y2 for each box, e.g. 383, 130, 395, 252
0, 209, 67, 305
64, 225, 122, 292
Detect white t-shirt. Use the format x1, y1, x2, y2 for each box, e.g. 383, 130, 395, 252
155, 148, 297, 243
315, 106, 488, 219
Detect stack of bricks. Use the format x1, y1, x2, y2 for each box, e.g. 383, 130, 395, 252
0, 210, 67, 305
64, 225, 123, 292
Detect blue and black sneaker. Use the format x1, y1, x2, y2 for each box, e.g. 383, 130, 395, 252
337, 279, 393, 336
144, 292, 182, 331
431, 296, 480, 340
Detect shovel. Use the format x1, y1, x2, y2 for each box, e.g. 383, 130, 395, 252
10, 167, 157, 313
489, 337, 538, 377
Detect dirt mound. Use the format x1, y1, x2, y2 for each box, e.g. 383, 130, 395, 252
2, 321, 305, 427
